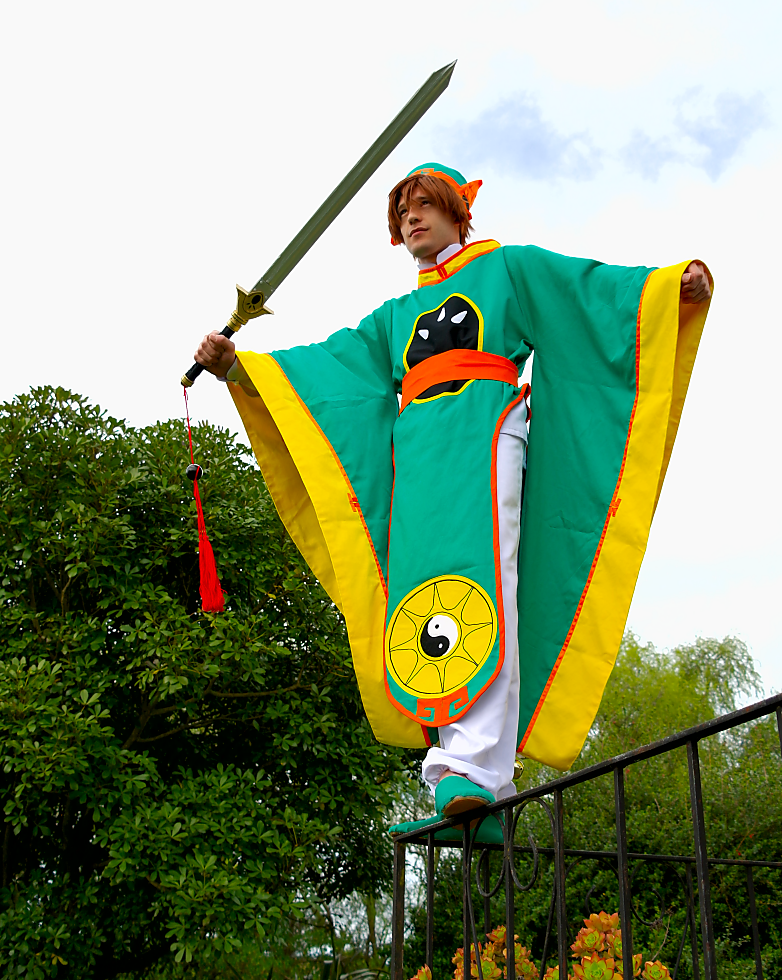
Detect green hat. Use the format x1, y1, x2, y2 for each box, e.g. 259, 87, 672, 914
404, 162, 482, 208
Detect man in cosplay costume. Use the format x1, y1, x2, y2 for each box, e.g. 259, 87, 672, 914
194, 164, 712, 841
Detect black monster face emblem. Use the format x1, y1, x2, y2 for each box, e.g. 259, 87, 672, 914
405, 294, 482, 400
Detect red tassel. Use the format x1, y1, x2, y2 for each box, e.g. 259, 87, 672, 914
183, 390, 225, 613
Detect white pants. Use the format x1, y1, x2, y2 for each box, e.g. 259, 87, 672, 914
422, 400, 527, 802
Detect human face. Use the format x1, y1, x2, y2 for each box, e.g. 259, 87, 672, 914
397, 187, 461, 265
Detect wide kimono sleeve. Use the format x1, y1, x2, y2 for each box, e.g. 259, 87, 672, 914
228, 307, 428, 748
503, 246, 711, 769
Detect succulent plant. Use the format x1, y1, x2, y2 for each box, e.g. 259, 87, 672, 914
487, 925, 508, 948
588, 913, 620, 935
640, 963, 672, 980
411, 913, 668, 980
570, 926, 606, 957
614, 951, 642, 977
410, 967, 432, 980
542, 968, 564, 980
572, 953, 616, 980
453, 947, 466, 980
513, 943, 540, 980
476, 957, 503, 980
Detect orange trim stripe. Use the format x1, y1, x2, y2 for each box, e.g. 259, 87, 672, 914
489, 392, 526, 719
417, 240, 501, 289
401, 350, 518, 411
518, 272, 652, 752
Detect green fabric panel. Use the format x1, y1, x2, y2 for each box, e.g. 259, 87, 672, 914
388, 383, 510, 607
500, 247, 653, 743
386, 672, 418, 716
271, 309, 398, 580
385, 382, 518, 717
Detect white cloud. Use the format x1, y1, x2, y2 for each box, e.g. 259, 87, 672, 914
623, 91, 769, 181
443, 94, 601, 180
677, 90, 769, 179
623, 131, 682, 182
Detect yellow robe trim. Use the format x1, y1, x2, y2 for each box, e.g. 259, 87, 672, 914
417, 240, 501, 288
229, 351, 427, 748
520, 261, 711, 770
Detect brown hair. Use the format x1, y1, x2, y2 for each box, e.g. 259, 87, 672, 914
387, 173, 474, 247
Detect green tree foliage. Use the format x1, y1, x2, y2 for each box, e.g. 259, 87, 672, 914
0, 387, 416, 979
405, 635, 782, 979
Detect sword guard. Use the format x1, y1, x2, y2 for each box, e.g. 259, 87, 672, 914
227, 284, 274, 332
180, 285, 274, 387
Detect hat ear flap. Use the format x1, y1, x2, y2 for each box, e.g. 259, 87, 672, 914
461, 179, 483, 208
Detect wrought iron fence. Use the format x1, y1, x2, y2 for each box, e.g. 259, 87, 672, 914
390, 692, 782, 980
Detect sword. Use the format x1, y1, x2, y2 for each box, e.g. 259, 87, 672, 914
181, 60, 457, 387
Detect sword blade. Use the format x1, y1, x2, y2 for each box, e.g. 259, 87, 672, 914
181, 61, 456, 387
251, 60, 456, 300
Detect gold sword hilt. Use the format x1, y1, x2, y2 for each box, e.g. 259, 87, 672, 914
181, 285, 273, 388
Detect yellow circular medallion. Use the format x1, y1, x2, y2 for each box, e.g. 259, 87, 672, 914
385, 575, 497, 698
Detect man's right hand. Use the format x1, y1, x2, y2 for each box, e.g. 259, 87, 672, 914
195, 332, 236, 378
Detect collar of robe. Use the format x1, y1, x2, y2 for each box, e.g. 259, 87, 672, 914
417, 239, 501, 288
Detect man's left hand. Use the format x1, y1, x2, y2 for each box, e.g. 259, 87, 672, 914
681, 261, 712, 304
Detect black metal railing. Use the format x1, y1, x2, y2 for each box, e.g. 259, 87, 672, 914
390, 692, 782, 980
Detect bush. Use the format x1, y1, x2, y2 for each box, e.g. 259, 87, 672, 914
0, 387, 417, 978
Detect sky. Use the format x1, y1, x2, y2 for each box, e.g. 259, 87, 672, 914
2, 0, 781, 694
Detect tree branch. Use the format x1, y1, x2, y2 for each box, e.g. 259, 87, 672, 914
34, 555, 63, 613
135, 707, 274, 743
135, 713, 233, 742
208, 681, 307, 699
148, 675, 215, 716
121, 695, 154, 750
2, 822, 9, 890
28, 578, 42, 637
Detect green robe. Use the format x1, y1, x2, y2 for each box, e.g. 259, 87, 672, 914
229, 240, 710, 769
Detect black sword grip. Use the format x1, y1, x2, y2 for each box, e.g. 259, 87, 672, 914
181, 326, 236, 387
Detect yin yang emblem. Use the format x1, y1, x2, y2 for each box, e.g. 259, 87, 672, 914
386, 576, 497, 698
404, 293, 483, 401
420, 615, 459, 657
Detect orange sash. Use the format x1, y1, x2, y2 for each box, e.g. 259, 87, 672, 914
400, 350, 519, 411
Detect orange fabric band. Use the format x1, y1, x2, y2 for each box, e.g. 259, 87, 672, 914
400, 350, 519, 411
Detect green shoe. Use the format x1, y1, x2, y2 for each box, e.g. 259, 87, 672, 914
435, 774, 495, 818
388, 811, 505, 845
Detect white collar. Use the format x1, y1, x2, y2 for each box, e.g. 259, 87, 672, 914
417, 241, 463, 270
